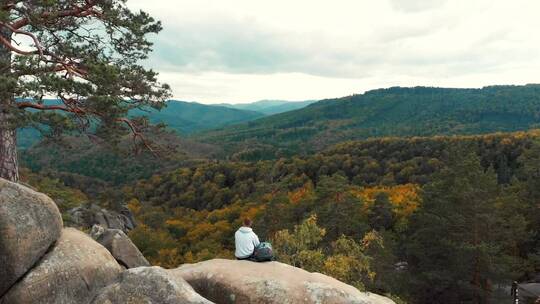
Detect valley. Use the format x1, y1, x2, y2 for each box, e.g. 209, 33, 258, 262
17, 86, 540, 303
4, 1, 540, 303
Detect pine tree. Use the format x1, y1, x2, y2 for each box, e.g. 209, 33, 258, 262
406, 150, 526, 303
516, 139, 540, 276
0, 0, 170, 181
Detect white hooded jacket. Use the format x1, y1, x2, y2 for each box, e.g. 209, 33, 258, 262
235, 226, 260, 258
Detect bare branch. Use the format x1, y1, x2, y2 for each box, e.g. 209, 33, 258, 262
0, 22, 44, 57
117, 117, 160, 158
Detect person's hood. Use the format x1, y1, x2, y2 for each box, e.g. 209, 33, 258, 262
238, 227, 253, 233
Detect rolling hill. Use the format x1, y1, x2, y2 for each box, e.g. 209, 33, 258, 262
196, 84, 540, 160
129, 100, 264, 134
219, 100, 317, 115
17, 100, 264, 149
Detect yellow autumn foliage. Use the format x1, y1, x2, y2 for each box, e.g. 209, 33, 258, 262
352, 184, 421, 218
288, 183, 315, 205
127, 198, 142, 215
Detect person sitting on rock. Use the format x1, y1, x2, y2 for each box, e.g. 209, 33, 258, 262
235, 218, 260, 260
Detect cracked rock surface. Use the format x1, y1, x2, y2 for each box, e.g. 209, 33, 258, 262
1, 228, 122, 304
90, 226, 150, 269
173, 259, 395, 304
92, 266, 214, 304
0, 178, 63, 297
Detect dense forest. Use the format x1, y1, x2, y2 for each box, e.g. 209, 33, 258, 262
21, 127, 218, 187
198, 85, 540, 160
21, 129, 540, 303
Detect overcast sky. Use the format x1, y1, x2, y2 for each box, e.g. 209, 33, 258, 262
128, 0, 540, 104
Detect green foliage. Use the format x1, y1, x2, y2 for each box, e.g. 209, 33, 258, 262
17, 128, 42, 149
273, 216, 380, 291
367, 193, 395, 231
198, 85, 540, 160
20, 129, 215, 186
223, 99, 316, 115
131, 101, 264, 135
272, 215, 326, 270
18, 100, 265, 149
23, 130, 540, 303
517, 140, 540, 246
20, 168, 88, 211
128, 224, 180, 268
125, 132, 536, 214
4, 0, 170, 150
405, 151, 529, 303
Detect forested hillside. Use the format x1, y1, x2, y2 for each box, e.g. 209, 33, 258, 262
124, 130, 540, 303
130, 100, 264, 134
198, 85, 540, 160
17, 85, 540, 303
17, 100, 263, 149
24, 130, 540, 303
220, 100, 317, 115
21, 129, 218, 188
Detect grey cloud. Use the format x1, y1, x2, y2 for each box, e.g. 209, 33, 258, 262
146, 9, 537, 82
152, 19, 446, 80
128, 0, 540, 102
389, 0, 448, 12
150, 17, 386, 78
153, 22, 290, 73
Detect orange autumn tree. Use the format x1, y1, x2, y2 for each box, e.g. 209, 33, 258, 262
353, 184, 421, 218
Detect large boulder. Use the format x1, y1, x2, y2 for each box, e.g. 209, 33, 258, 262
1, 228, 123, 304
173, 259, 395, 304
92, 266, 213, 304
67, 204, 136, 233
90, 225, 150, 268
0, 178, 63, 296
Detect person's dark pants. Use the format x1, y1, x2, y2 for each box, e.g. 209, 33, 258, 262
236, 254, 255, 261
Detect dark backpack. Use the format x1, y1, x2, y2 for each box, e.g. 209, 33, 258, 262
253, 242, 274, 262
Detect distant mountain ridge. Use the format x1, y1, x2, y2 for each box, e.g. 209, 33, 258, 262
20, 85, 540, 155
130, 100, 264, 134
197, 84, 540, 160
218, 99, 317, 115
17, 100, 264, 149
17, 99, 317, 149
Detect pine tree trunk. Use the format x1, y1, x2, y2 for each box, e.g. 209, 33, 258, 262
0, 27, 18, 182
0, 111, 18, 182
